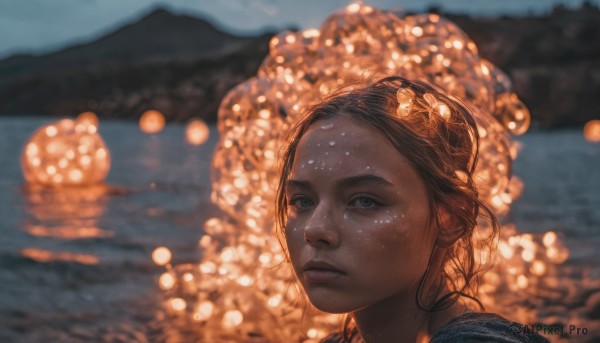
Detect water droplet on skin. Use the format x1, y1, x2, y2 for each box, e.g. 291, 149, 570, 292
345, 151, 350, 156
308, 160, 314, 164
329, 141, 336, 147
343, 213, 349, 220
341, 132, 346, 136
320, 123, 334, 130
366, 166, 370, 170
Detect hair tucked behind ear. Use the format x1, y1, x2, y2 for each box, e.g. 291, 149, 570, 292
275, 76, 500, 342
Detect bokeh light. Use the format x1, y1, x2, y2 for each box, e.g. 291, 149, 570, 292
76, 111, 99, 128
185, 118, 210, 145
139, 110, 166, 134
152, 246, 172, 266
583, 119, 600, 142
21, 118, 110, 186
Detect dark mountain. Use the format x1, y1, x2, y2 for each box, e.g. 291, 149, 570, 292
0, 8, 253, 82
0, 5, 598, 127
447, 3, 600, 128
0, 8, 272, 121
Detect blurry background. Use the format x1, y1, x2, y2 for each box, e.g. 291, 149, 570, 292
1, 0, 599, 128
0, 1, 599, 342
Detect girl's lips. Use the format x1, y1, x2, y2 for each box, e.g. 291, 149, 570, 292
304, 268, 345, 282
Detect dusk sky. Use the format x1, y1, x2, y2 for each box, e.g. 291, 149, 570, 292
0, 0, 597, 59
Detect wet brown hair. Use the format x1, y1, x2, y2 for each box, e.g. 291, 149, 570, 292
275, 76, 499, 341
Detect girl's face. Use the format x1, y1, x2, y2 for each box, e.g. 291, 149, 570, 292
284, 114, 438, 313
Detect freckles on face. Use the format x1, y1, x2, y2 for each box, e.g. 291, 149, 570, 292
284, 114, 437, 314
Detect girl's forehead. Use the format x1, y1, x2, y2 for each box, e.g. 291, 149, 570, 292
299, 116, 374, 147
291, 115, 415, 178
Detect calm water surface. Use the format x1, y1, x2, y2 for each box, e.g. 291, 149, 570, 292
0, 117, 598, 342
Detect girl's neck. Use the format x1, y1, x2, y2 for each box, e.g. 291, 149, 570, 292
351, 290, 468, 343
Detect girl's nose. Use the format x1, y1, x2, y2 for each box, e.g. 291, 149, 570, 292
304, 206, 340, 248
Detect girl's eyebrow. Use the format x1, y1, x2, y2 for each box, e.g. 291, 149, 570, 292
336, 174, 394, 188
287, 173, 393, 191
286, 179, 312, 191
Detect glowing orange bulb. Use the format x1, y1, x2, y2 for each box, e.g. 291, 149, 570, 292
396, 87, 414, 117
347, 3, 361, 13
411, 26, 423, 37
77, 111, 98, 124
199, 261, 217, 274
185, 119, 210, 145
543, 231, 557, 247
307, 328, 319, 339
498, 241, 514, 259
222, 310, 243, 329
45, 125, 57, 137
169, 298, 187, 311
139, 110, 165, 134
521, 249, 535, 262
152, 246, 172, 266
516, 275, 529, 289
237, 275, 253, 287
302, 29, 320, 38
437, 103, 451, 120
21, 119, 110, 186
220, 247, 236, 262
583, 120, 600, 142
268, 294, 282, 308
159, 272, 176, 290
76, 112, 99, 133
530, 260, 546, 276
194, 301, 214, 321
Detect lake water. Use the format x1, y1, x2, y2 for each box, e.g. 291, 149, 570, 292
0, 117, 598, 342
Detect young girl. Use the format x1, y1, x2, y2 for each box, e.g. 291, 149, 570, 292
275, 76, 548, 342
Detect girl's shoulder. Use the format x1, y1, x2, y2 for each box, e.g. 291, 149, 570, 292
430, 312, 550, 343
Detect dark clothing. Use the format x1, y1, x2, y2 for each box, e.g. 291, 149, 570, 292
430, 312, 550, 342
321, 312, 550, 342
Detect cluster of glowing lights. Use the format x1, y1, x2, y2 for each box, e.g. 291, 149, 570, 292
584, 119, 600, 142
151, 2, 567, 340
21, 116, 110, 186
139, 110, 166, 134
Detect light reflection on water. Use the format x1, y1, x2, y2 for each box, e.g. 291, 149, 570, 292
0, 117, 220, 342
20, 183, 117, 263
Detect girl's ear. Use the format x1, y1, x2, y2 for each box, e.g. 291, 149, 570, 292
435, 203, 466, 248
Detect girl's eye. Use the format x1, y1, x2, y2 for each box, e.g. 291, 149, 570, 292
290, 196, 314, 210
351, 197, 378, 208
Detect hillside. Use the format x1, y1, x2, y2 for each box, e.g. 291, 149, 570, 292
0, 5, 598, 128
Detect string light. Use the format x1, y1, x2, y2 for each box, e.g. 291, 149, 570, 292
152, 2, 568, 340
21, 118, 110, 186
